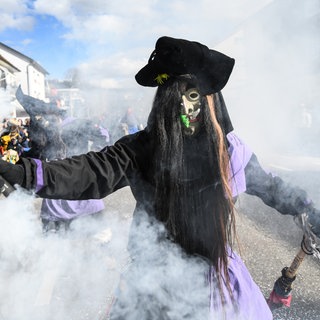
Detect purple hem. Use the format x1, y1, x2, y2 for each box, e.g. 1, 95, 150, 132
41, 198, 105, 220
209, 251, 272, 319
33, 158, 44, 192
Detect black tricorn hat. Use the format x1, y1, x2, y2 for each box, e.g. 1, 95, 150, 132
135, 36, 235, 95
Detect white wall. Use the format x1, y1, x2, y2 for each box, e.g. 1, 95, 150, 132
0, 47, 46, 100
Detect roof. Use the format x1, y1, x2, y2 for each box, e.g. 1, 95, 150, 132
0, 42, 49, 75
0, 54, 20, 73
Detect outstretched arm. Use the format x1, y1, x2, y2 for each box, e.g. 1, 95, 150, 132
244, 153, 320, 237
244, 154, 309, 216
0, 132, 148, 200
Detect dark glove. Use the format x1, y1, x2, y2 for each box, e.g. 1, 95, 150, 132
0, 176, 16, 197
306, 207, 320, 238
0, 159, 25, 187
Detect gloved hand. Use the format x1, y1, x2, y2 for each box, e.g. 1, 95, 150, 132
306, 207, 320, 239
0, 176, 16, 197
0, 159, 25, 187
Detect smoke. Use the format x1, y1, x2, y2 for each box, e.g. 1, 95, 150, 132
218, 1, 320, 159
108, 211, 211, 320
0, 187, 129, 319
0, 190, 107, 319
0, 189, 230, 320
0, 90, 14, 120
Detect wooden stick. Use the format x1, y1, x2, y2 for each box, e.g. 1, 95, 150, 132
284, 247, 306, 279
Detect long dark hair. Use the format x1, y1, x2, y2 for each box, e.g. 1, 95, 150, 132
147, 76, 236, 303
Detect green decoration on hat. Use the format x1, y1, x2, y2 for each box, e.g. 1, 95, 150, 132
154, 73, 170, 85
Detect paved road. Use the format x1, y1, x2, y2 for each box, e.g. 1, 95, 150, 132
239, 152, 320, 320
237, 195, 320, 320
1, 153, 320, 319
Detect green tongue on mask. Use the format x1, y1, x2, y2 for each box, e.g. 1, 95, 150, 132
180, 115, 190, 128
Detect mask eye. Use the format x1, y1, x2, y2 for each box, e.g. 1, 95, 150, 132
187, 89, 200, 101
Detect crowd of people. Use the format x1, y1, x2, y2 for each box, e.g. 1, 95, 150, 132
0, 117, 31, 163
1, 101, 144, 164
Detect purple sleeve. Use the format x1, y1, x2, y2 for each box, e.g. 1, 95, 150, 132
227, 132, 253, 197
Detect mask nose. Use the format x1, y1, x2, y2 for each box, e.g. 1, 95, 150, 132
182, 95, 194, 115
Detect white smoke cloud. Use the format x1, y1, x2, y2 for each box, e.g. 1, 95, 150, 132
0, 90, 15, 119
0, 188, 126, 319
0, 189, 228, 320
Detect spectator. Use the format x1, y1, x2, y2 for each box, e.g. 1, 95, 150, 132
120, 107, 141, 134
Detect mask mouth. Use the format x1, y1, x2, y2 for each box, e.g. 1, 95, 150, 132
188, 109, 201, 123
180, 112, 200, 128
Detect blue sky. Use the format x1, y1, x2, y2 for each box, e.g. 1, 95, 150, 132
1, 13, 87, 78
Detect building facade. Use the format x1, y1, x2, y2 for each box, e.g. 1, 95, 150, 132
0, 42, 49, 118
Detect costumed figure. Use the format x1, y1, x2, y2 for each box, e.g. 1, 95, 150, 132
15, 86, 106, 232
1, 37, 320, 319
59, 113, 110, 157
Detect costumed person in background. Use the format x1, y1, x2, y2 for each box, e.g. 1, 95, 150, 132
120, 107, 141, 135
15, 86, 106, 233
1, 37, 320, 319
59, 111, 110, 156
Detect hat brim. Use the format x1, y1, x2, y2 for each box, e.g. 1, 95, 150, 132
135, 60, 164, 88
